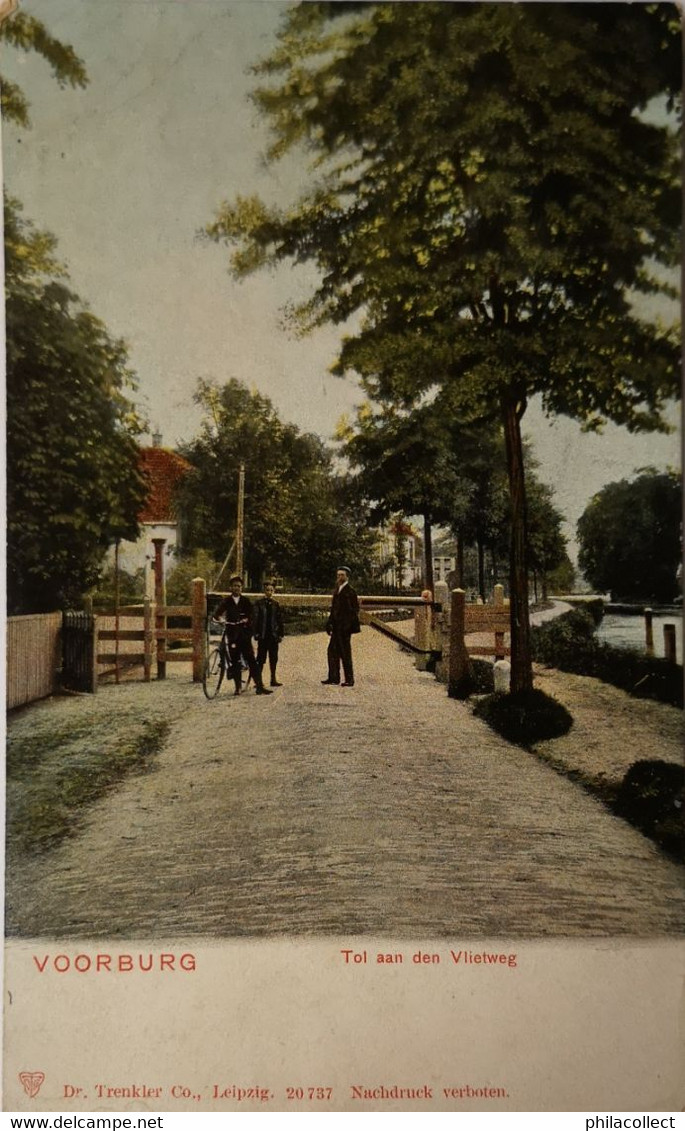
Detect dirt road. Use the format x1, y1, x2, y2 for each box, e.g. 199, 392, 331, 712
6, 629, 684, 938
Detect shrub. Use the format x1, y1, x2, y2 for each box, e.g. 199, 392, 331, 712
473, 689, 573, 746
531, 606, 683, 708
282, 608, 329, 635
89, 565, 144, 608
166, 550, 224, 606
614, 760, 684, 859
448, 658, 495, 699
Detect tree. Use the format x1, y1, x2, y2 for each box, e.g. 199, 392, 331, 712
6, 196, 146, 614
577, 469, 681, 602
525, 478, 569, 601
206, 2, 681, 691
177, 378, 375, 588
0, 7, 87, 127
339, 398, 481, 592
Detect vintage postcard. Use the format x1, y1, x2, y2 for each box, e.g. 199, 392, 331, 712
3, 0, 684, 1114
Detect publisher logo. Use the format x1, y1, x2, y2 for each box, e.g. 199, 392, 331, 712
19, 1072, 45, 1099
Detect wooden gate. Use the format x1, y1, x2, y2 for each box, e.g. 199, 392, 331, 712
62, 611, 97, 693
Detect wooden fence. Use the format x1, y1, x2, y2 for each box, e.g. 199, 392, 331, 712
424, 583, 510, 692
6, 612, 62, 710
4, 582, 507, 708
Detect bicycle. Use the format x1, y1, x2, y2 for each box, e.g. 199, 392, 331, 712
202, 616, 252, 699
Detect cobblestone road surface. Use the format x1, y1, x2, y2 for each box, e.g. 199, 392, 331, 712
6, 630, 684, 938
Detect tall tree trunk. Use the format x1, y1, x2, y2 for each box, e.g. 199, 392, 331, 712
502, 393, 533, 692
422, 513, 434, 594
477, 534, 486, 601
491, 546, 498, 585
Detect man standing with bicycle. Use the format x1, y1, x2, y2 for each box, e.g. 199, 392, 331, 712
214, 576, 273, 696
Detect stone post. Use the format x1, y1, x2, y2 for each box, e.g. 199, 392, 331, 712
494, 659, 511, 694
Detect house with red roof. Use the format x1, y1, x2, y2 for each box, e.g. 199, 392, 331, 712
113, 434, 192, 595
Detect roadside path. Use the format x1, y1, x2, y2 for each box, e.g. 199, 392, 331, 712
6, 629, 684, 938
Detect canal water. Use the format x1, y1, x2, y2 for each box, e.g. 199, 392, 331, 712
595, 610, 683, 661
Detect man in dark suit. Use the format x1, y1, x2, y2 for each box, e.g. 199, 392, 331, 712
322, 566, 360, 687
214, 576, 272, 696
253, 580, 285, 687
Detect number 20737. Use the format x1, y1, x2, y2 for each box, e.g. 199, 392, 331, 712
285, 1086, 333, 1101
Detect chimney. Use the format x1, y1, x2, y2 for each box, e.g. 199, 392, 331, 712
152, 429, 163, 448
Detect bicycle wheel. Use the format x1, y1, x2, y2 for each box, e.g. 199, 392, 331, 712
202, 645, 224, 699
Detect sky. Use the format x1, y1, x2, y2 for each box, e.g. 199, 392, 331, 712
2, 0, 681, 561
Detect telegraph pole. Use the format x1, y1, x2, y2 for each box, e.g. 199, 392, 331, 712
236, 462, 245, 580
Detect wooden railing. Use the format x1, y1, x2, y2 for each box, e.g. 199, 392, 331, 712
426, 583, 510, 693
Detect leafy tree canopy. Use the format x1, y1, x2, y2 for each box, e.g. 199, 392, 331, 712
206, 1, 680, 688
577, 468, 682, 603
177, 378, 375, 589
6, 196, 146, 614
209, 1, 680, 429
0, 7, 87, 127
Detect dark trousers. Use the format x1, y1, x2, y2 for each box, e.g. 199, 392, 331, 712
256, 636, 280, 678
327, 629, 354, 684
228, 634, 263, 690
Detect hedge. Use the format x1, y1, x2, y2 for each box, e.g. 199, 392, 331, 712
531, 605, 683, 708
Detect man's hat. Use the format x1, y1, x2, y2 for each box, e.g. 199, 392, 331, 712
337, 566, 351, 575
229, 575, 243, 584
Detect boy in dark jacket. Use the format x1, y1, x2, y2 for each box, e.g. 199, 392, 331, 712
253, 580, 285, 687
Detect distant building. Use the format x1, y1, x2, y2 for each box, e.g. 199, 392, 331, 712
110, 436, 191, 597
375, 517, 423, 589
432, 534, 459, 586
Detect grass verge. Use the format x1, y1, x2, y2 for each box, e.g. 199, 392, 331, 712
531, 750, 683, 863
7, 716, 171, 855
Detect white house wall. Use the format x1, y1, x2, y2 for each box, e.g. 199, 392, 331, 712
108, 524, 180, 598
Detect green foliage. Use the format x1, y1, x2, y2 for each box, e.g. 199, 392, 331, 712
577, 469, 682, 602
341, 398, 477, 526
207, 3, 680, 691
614, 760, 684, 859
448, 658, 496, 700
526, 477, 568, 585
533, 605, 599, 655
545, 556, 576, 596
473, 689, 573, 746
89, 565, 145, 609
531, 604, 683, 707
210, 2, 680, 422
281, 609, 329, 635
165, 549, 224, 606
0, 8, 88, 127
177, 378, 376, 588
7, 717, 169, 856
6, 196, 146, 614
